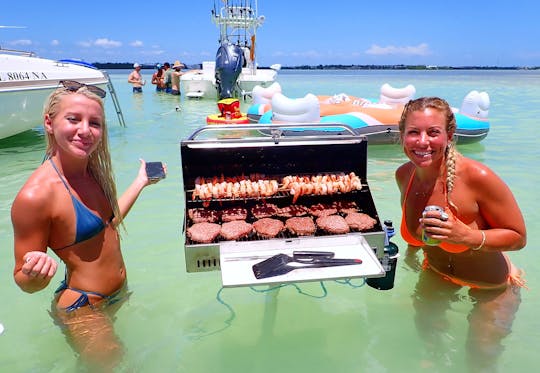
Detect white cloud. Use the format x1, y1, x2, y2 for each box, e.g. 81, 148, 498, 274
140, 49, 165, 56
130, 40, 143, 47
94, 38, 122, 48
9, 39, 32, 46
51, 40, 59, 46
366, 43, 430, 56
77, 38, 122, 48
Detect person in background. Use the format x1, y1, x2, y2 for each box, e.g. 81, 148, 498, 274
395, 96, 526, 370
151, 63, 165, 92
162, 62, 172, 94
127, 63, 145, 93
169, 60, 185, 95
11, 80, 165, 370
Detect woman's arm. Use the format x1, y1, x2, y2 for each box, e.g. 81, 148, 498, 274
471, 162, 526, 251
431, 159, 526, 252
11, 184, 59, 293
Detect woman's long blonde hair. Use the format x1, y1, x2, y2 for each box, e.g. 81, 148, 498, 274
399, 97, 460, 208
43, 86, 123, 228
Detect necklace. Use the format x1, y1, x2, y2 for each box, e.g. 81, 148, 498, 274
414, 178, 439, 197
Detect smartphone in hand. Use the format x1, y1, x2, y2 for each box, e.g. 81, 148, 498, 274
145, 161, 166, 180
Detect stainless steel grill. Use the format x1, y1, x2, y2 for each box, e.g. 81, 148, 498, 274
180, 124, 389, 286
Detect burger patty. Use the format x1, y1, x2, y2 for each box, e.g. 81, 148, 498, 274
285, 216, 316, 236
253, 218, 285, 238
187, 222, 221, 243
316, 215, 350, 234
345, 212, 377, 231
220, 220, 253, 240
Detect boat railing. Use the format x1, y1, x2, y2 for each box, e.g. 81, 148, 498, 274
0, 47, 37, 57
102, 71, 126, 128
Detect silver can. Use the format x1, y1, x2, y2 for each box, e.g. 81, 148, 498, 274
422, 205, 448, 246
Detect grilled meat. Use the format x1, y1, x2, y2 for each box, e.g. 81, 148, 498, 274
253, 218, 285, 238
221, 207, 248, 222
285, 216, 316, 236
333, 200, 359, 214
308, 203, 338, 217
220, 220, 253, 240
188, 208, 220, 223
187, 222, 221, 243
251, 203, 279, 219
316, 215, 350, 234
345, 212, 377, 231
276, 204, 309, 218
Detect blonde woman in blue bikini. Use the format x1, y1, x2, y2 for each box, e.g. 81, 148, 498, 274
395, 97, 526, 370
11, 81, 165, 369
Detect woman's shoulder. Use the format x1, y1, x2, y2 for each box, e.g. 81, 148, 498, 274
13, 164, 58, 210
396, 162, 414, 182
458, 156, 505, 188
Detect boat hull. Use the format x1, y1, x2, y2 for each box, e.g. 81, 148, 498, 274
0, 53, 108, 139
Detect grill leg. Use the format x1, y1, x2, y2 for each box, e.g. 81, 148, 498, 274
261, 285, 280, 335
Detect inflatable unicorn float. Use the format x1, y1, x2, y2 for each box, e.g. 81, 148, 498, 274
247, 82, 490, 144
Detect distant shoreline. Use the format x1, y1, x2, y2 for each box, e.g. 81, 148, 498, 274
94, 62, 539, 71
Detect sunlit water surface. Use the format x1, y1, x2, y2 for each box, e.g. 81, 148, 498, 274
0, 69, 539, 372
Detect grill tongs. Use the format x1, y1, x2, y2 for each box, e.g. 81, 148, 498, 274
252, 251, 362, 279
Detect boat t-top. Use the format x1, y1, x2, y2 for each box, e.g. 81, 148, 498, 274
181, 0, 280, 100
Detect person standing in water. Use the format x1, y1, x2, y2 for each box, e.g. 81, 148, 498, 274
11, 80, 165, 369
396, 96, 526, 370
151, 63, 165, 92
127, 63, 145, 93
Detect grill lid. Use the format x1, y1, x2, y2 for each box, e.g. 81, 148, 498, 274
180, 124, 369, 191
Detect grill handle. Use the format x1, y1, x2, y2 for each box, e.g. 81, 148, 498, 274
185, 123, 358, 141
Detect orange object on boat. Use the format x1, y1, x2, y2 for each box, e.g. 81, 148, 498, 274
206, 98, 249, 124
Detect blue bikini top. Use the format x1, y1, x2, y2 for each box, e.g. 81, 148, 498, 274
50, 159, 107, 249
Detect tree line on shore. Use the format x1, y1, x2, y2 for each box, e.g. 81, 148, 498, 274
92, 62, 538, 70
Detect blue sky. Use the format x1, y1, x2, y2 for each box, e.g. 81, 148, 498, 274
2, 0, 539, 67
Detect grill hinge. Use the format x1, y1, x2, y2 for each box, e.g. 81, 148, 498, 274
271, 128, 283, 144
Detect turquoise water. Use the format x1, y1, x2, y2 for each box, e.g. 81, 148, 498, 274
0, 70, 539, 372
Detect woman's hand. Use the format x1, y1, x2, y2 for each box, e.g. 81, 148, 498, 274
21, 251, 58, 280
138, 159, 167, 186
420, 209, 472, 246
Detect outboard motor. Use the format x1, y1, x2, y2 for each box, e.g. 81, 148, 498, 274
215, 42, 244, 99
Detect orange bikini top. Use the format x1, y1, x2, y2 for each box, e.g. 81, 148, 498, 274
400, 169, 469, 253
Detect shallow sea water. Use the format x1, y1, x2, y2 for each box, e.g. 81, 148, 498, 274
0, 69, 539, 372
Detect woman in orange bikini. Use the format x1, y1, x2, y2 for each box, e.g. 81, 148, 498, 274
396, 97, 526, 369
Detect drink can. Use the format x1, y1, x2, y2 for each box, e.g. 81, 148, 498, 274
422, 205, 448, 246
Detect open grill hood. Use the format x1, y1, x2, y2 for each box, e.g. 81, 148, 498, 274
180, 125, 387, 286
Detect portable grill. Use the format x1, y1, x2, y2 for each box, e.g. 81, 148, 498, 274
180, 124, 392, 287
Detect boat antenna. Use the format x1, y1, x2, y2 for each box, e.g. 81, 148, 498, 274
243, 0, 247, 43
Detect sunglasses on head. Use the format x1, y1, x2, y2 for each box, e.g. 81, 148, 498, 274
59, 80, 107, 98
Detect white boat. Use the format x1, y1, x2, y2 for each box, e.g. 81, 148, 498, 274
181, 0, 280, 100
0, 48, 111, 140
